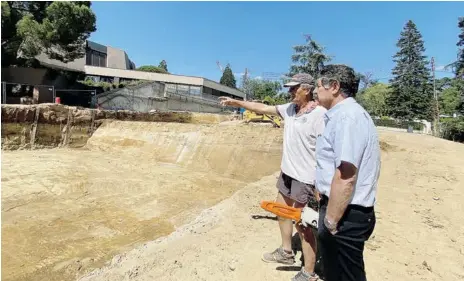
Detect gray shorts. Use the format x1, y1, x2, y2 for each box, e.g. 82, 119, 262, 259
277, 171, 319, 210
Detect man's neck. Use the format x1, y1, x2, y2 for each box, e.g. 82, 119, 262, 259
328, 95, 347, 110
295, 99, 316, 113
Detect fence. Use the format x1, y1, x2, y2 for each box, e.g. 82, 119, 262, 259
98, 81, 237, 113
1, 82, 55, 104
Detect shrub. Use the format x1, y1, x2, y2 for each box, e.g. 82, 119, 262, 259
374, 119, 424, 131
440, 117, 464, 142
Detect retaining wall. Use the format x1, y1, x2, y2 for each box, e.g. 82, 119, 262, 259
1, 104, 232, 150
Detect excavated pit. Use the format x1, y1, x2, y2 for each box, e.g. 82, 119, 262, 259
1, 105, 283, 281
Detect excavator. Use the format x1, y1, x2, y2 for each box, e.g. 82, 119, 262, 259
242, 99, 282, 128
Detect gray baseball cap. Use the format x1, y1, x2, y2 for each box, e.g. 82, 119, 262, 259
283, 73, 315, 87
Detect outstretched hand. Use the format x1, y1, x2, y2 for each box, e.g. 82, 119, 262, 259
218, 96, 237, 107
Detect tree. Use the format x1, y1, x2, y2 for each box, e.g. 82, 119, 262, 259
220, 64, 237, 88
1, 1, 97, 67
449, 17, 464, 78
439, 86, 461, 115
357, 72, 378, 91
158, 60, 168, 72
457, 17, 464, 78
137, 65, 169, 74
288, 34, 331, 78
358, 83, 392, 117
387, 20, 433, 121
244, 78, 287, 105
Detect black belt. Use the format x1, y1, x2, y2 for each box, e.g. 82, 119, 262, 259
320, 195, 374, 213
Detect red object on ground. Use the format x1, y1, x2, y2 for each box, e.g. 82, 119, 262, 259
55, 97, 61, 104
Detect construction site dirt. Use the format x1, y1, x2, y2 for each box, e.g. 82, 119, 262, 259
2, 108, 464, 281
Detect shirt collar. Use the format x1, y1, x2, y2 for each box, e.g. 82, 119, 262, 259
324, 97, 356, 120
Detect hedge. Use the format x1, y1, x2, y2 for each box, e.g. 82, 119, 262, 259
440, 117, 464, 142
373, 119, 424, 131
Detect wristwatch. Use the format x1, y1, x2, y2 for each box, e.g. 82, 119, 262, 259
324, 216, 338, 234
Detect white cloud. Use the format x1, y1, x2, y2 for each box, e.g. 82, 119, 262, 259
435, 65, 445, 71
254, 76, 263, 80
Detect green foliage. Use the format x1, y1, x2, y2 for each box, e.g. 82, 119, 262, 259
289, 34, 331, 78
244, 79, 288, 105
357, 83, 392, 117
455, 17, 464, 78
80, 78, 145, 91
158, 60, 168, 72
373, 118, 424, 131
440, 117, 464, 142
387, 20, 433, 121
439, 86, 461, 115
219, 64, 237, 88
1, 1, 97, 67
137, 65, 169, 74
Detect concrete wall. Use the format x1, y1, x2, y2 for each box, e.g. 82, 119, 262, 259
107, 46, 129, 69
97, 82, 224, 113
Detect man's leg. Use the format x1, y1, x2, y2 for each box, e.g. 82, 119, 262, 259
262, 173, 296, 264
276, 191, 295, 252
295, 201, 318, 276
318, 202, 376, 281
292, 184, 319, 281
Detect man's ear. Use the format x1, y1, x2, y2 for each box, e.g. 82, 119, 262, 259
331, 80, 340, 95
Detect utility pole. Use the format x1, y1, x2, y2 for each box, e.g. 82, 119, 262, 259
431, 57, 440, 136
243, 68, 248, 101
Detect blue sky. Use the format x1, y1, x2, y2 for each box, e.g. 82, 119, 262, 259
89, 1, 463, 84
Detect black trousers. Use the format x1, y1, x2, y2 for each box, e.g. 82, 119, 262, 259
317, 197, 376, 281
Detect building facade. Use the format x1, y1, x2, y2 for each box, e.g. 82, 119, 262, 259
35, 40, 245, 101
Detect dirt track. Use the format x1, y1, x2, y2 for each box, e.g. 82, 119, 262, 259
2, 122, 464, 281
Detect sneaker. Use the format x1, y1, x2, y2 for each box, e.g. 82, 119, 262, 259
291, 268, 320, 281
262, 246, 295, 265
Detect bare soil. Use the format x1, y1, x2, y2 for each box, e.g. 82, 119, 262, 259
2, 125, 464, 281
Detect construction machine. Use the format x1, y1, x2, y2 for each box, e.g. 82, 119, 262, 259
242, 100, 282, 128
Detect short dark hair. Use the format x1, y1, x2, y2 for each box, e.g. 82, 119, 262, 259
319, 64, 360, 98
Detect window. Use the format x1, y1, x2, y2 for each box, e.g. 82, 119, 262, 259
86, 48, 107, 67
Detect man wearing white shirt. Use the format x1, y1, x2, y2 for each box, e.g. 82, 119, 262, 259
219, 73, 326, 281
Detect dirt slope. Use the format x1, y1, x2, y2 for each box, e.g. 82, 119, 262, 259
1, 120, 283, 281
77, 129, 464, 281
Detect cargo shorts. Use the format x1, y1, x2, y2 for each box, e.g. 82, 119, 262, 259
277, 171, 319, 211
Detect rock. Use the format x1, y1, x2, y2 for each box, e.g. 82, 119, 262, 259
422, 260, 432, 271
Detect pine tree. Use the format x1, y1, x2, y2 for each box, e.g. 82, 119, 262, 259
158, 60, 168, 72
387, 20, 433, 121
455, 17, 464, 78
288, 34, 331, 78
220, 64, 237, 88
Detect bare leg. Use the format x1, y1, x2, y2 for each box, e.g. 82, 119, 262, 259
276, 191, 295, 252
295, 202, 317, 275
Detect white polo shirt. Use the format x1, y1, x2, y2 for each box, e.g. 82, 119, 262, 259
276, 103, 326, 185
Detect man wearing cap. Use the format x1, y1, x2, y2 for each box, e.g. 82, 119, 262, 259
308, 64, 380, 281
219, 73, 326, 281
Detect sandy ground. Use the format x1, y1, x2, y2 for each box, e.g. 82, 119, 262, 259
1, 121, 283, 281
79, 130, 464, 281
2, 125, 464, 281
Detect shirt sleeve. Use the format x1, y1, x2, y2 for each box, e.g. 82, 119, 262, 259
275, 103, 293, 120
332, 113, 367, 169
